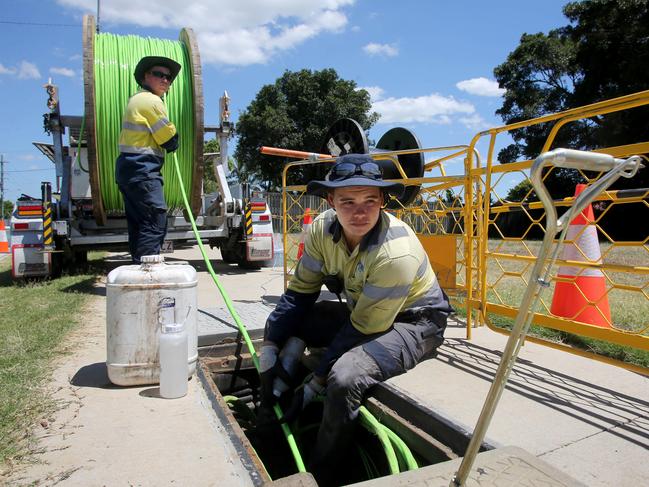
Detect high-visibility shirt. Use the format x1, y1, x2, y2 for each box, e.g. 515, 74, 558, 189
289, 208, 444, 335
115, 90, 176, 184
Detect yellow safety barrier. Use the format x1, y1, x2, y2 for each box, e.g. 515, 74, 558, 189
274, 90, 649, 374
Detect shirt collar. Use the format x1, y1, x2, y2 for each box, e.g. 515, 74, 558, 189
328, 211, 384, 252
139, 84, 163, 99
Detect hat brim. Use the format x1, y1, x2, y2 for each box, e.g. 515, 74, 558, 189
306, 177, 405, 198
134, 56, 182, 86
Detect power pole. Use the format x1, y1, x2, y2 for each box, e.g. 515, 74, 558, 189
0, 154, 6, 220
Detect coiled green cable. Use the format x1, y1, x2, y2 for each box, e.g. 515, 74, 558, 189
359, 405, 400, 475
93, 32, 195, 212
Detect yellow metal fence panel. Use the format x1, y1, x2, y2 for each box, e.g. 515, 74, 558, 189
278, 90, 649, 367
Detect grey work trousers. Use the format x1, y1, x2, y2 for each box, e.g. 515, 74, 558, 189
118, 179, 168, 264
295, 301, 445, 479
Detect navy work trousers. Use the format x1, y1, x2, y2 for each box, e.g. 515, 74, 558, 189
293, 300, 446, 484
118, 179, 168, 264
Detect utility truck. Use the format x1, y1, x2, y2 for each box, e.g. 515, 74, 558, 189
10, 17, 272, 279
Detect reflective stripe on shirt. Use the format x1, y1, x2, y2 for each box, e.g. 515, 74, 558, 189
289, 208, 440, 334
118, 144, 165, 157
118, 90, 176, 157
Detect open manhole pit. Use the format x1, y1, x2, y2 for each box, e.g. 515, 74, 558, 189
200, 355, 473, 486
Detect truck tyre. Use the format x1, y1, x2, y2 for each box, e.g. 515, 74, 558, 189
221, 247, 237, 263
238, 259, 261, 270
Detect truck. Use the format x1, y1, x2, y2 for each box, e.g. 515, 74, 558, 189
10, 19, 273, 279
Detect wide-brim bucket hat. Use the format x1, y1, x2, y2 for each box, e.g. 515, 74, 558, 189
134, 56, 182, 87
306, 153, 404, 198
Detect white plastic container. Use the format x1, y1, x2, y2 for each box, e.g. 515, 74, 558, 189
106, 255, 198, 386
159, 323, 189, 398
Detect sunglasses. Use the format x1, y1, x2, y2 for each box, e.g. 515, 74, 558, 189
149, 70, 173, 82
326, 161, 383, 181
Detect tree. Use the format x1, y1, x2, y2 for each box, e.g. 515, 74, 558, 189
202, 138, 220, 194
234, 69, 379, 190
505, 180, 536, 202
494, 0, 649, 196
2, 200, 13, 219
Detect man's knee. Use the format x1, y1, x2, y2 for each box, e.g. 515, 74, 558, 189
327, 348, 381, 405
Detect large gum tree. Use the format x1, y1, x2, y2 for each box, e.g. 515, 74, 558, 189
234, 68, 379, 190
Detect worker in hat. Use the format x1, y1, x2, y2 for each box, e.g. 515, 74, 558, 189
258, 153, 453, 484
115, 56, 181, 264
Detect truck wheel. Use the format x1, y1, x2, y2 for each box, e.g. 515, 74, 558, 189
221, 248, 237, 263
238, 260, 261, 270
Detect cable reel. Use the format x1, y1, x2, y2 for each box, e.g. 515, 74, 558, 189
320, 118, 425, 209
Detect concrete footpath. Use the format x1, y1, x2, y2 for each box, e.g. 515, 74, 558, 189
4, 245, 649, 486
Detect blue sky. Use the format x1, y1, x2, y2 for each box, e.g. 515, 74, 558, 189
0, 0, 570, 203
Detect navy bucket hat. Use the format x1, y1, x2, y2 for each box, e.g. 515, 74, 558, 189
134, 56, 182, 87
306, 154, 404, 198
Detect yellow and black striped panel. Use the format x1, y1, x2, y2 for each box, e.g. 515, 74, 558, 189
244, 201, 253, 239
42, 201, 53, 247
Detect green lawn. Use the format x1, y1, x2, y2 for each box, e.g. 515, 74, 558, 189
0, 254, 105, 469
461, 240, 649, 368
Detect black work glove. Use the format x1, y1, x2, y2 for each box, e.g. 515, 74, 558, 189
258, 343, 293, 408
161, 133, 179, 153
280, 375, 326, 424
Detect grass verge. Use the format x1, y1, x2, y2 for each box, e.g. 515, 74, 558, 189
0, 254, 105, 469
452, 305, 649, 369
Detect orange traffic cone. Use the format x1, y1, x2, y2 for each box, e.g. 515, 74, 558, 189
550, 184, 611, 327
0, 220, 8, 253
296, 208, 313, 260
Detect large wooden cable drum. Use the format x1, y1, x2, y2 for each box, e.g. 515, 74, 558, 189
320, 118, 424, 209
82, 15, 204, 225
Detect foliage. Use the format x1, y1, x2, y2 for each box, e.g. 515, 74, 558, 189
234, 68, 379, 190
505, 180, 536, 202
202, 138, 220, 194
494, 0, 649, 197
2, 200, 13, 220
0, 254, 105, 467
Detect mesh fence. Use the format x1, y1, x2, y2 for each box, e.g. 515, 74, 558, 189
275, 91, 649, 363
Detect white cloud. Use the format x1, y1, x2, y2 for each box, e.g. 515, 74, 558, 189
458, 114, 488, 131
50, 67, 76, 77
372, 92, 475, 124
456, 77, 505, 97
357, 86, 384, 101
0, 63, 17, 75
18, 61, 41, 79
363, 42, 398, 57
57, 0, 355, 66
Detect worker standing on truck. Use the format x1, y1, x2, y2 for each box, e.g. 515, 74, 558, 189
115, 56, 181, 264
258, 154, 453, 485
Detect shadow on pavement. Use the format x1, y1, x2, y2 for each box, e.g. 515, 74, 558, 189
61, 277, 106, 296
139, 387, 162, 398
71, 362, 116, 389
437, 337, 649, 448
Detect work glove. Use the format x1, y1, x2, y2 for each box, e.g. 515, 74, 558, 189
258, 343, 292, 408
281, 375, 326, 424
161, 133, 179, 153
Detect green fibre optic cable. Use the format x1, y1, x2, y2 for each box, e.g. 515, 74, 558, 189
381, 422, 418, 471
359, 406, 399, 475
93, 32, 195, 212
171, 152, 306, 474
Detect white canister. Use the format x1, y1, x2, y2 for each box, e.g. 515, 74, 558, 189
159, 323, 189, 399
106, 255, 197, 386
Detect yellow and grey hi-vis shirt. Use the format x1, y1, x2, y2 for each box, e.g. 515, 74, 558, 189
118, 90, 176, 158
289, 208, 439, 335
